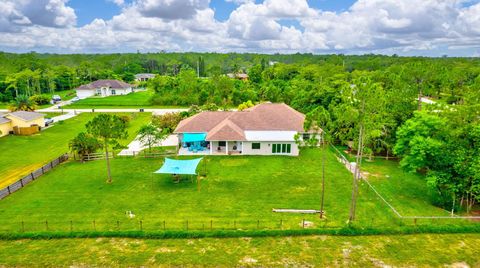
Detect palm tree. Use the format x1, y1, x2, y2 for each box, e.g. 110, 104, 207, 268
8, 95, 37, 112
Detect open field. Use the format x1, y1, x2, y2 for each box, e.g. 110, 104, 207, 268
0, 148, 462, 233
0, 112, 151, 189
64, 90, 185, 109
0, 234, 479, 267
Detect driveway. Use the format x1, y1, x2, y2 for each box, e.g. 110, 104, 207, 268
118, 134, 178, 156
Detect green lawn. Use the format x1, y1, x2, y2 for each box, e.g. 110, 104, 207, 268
0, 234, 479, 266
0, 90, 76, 110
64, 90, 185, 109
0, 112, 151, 189
0, 148, 461, 232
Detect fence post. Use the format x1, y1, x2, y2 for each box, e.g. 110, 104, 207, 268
140, 220, 143, 231
50, 162, 54, 169
21, 221, 25, 233
45, 220, 48, 231
257, 220, 260, 229
186, 220, 188, 231
70, 220, 73, 232
20, 178, 24, 187
117, 220, 120, 230
234, 220, 236, 229
7, 186, 10, 194
31, 173, 35, 181
41, 166, 44, 174
302, 219, 305, 228
210, 220, 213, 230
163, 220, 166, 231
93, 220, 96, 231
280, 219, 283, 229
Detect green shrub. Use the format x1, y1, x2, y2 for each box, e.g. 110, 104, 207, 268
29, 95, 50, 105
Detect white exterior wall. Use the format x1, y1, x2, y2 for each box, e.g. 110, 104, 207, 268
76, 87, 133, 99
239, 141, 299, 156
76, 89, 95, 99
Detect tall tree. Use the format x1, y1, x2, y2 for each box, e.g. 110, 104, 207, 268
86, 114, 128, 183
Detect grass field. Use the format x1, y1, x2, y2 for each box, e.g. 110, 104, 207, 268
0, 90, 76, 110
0, 148, 460, 233
0, 112, 151, 189
64, 90, 185, 109
0, 234, 478, 266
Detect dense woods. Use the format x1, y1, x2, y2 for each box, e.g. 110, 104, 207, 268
1, 51, 479, 211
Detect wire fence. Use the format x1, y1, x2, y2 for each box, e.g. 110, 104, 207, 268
329, 144, 480, 221
0, 218, 344, 233
0, 153, 69, 200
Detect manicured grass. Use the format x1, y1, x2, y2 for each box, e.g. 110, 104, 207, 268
64, 90, 184, 109
42, 112, 65, 118
0, 234, 479, 266
0, 148, 460, 233
0, 112, 151, 189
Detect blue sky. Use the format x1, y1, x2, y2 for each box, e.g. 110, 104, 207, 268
0, 0, 479, 56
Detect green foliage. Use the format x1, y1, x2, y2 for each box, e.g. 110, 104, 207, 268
29, 94, 50, 105
86, 114, 128, 182
137, 124, 168, 152
69, 132, 101, 161
237, 100, 254, 111
8, 95, 37, 111
151, 112, 185, 134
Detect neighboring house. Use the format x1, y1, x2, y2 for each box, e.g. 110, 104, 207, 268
75, 79, 134, 99
174, 103, 318, 156
0, 111, 45, 137
135, 73, 156, 82
227, 73, 249, 81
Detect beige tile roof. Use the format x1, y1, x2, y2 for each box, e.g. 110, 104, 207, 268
175, 103, 305, 141
77, 79, 132, 90
6, 111, 45, 121
206, 120, 246, 141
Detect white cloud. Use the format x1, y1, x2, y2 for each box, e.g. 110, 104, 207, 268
1, 0, 480, 56
0, 0, 76, 30
107, 0, 125, 6
136, 0, 210, 20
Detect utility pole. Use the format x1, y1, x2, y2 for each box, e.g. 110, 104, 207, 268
320, 130, 326, 219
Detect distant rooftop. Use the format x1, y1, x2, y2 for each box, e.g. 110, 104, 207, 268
135, 73, 156, 78
77, 79, 132, 90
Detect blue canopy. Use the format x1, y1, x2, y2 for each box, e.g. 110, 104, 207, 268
183, 133, 206, 142
154, 158, 203, 175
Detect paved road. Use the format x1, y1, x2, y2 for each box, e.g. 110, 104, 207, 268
0, 107, 187, 115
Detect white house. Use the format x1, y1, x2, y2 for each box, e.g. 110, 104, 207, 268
174, 103, 320, 156
75, 80, 134, 99
135, 73, 156, 82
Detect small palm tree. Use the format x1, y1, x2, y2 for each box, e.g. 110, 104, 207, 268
9, 95, 37, 111
69, 132, 101, 162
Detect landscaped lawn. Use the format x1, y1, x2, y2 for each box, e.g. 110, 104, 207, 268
64, 90, 185, 109
0, 234, 479, 266
0, 148, 458, 232
0, 112, 151, 189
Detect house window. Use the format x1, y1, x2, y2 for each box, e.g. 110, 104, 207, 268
218, 141, 226, 147
272, 144, 292, 154
302, 133, 310, 140
111, 89, 116, 95
252, 143, 261, 150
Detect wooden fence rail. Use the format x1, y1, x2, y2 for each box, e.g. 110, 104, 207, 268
0, 153, 69, 200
